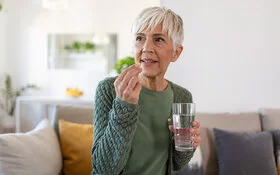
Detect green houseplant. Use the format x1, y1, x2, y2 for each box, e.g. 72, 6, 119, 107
114, 56, 135, 74
0, 74, 38, 116
64, 41, 96, 53
84, 41, 95, 52
0, 0, 7, 13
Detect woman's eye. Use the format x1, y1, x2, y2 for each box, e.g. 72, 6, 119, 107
136, 36, 143, 41
155, 37, 165, 42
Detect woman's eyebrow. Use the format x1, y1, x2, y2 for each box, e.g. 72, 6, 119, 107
153, 33, 166, 37
136, 33, 145, 36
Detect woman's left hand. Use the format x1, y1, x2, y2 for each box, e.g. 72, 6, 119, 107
169, 121, 201, 149
189, 121, 201, 149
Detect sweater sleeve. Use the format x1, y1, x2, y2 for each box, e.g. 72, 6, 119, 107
172, 146, 195, 170
91, 78, 139, 174
171, 84, 196, 171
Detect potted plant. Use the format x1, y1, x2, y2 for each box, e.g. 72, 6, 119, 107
64, 41, 96, 53
0, 74, 38, 132
72, 41, 82, 52
83, 41, 95, 52
114, 56, 135, 74
0, 74, 38, 117
0, 0, 7, 13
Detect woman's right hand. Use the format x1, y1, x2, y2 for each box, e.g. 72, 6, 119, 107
114, 64, 142, 104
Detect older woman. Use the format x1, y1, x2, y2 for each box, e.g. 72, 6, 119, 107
92, 6, 201, 175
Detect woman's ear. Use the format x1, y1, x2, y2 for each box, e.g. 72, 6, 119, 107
171, 45, 183, 62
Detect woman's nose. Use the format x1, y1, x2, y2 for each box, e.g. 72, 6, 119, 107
142, 38, 154, 53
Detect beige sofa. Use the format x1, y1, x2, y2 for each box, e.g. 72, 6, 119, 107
1, 106, 278, 175
52, 106, 280, 175
0, 106, 94, 175
52, 106, 94, 175
194, 109, 280, 175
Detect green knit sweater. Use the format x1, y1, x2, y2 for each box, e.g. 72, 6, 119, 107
92, 77, 194, 175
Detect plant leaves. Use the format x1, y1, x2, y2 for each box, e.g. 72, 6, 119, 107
0, 75, 39, 116
115, 56, 135, 74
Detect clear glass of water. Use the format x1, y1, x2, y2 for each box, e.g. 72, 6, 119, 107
172, 103, 195, 151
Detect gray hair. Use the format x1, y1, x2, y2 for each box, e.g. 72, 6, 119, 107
131, 7, 184, 47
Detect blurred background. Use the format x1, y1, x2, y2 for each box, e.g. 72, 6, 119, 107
0, 0, 280, 132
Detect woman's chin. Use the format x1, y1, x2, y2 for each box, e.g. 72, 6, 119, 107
140, 71, 159, 79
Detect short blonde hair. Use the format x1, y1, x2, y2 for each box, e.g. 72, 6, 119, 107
131, 7, 184, 47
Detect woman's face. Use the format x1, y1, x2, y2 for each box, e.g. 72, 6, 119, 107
133, 24, 183, 79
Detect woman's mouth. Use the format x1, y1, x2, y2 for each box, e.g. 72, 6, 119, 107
141, 59, 157, 63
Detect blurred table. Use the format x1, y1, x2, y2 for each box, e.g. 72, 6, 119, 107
15, 96, 93, 133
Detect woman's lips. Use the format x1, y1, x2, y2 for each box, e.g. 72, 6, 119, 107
140, 59, 157, 63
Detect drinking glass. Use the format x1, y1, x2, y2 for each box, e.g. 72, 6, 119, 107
172, 103, 195, 151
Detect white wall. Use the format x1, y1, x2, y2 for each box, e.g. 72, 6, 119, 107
162, 0, 280, 112
5, 0, 159, 98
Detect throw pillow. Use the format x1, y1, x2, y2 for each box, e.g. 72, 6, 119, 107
272, 130, 280, 175
58, 119, 94, 175
0, 118, 62, 175
213, 128, 277, 175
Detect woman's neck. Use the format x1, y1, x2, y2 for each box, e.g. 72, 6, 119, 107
139, 76, 168, 91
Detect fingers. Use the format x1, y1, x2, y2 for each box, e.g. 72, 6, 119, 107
169, 122, 202, 149
192, 121, 200, 128
114, 64, 141, 86
190, 127, 200, 135
190, 122, 201, 148
114, 64, 142, 104
193, 142, 200, 149
168, 125, 174, 132
191, 134, 201, 143
126, 76, 140, 92
191, 133, 201, 149
122, 77, 142, 101
121, 68, 141, 89
133, 82, 142, 92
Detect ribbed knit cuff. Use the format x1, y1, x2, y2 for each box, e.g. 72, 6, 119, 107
115, 97, 138, 109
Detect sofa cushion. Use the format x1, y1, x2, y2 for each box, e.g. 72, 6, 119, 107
0, 118, 62, 175
50, 106, 93, 138
196, 112, 261, 175
214, 128, 277, 175
260, 108, 280, 131
59, 119, 93, 175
